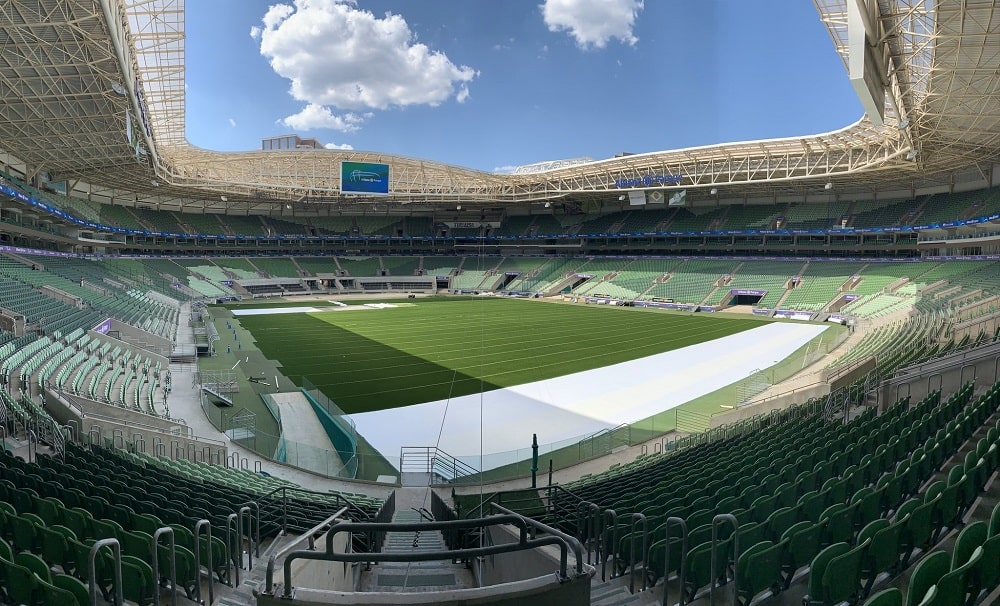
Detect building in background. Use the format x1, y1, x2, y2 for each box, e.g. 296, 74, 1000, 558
261, 134, 323, 151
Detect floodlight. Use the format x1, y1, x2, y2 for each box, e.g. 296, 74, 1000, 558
824, 183, 833, 190
544, 202, 551, 208
898, 119, 910, 129
220, 195, 228, 202
618, 195, 626, 201
150, 180, 158, 187
710, 188, 718, 195
905, 149, 919, 160
456, 204, 462, 210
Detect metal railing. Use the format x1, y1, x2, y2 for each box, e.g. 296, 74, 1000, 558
262, 484, 375, 536
399, 446, 481, 483
265, 505, 590, 598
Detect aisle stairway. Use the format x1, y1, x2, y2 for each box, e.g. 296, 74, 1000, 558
361, 488, 476, 593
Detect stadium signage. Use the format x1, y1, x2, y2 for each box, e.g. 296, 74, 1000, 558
340, 161, 390, 195
444, 221, 501, 228
731, 289, 766, 296
614, 174, 683, 188
93, 318, 112, 334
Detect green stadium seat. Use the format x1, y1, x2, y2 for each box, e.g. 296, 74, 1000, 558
736, 539, 785, 606
863, 587, 902, 606
781, 520, 823, 588
52, 574, 90, 606
931, 546, 981, 606
978, 534, 1000, 596
119, 554, 155, 606
644, 536, 683, 587
682, 539, 730, 603
803, 541, 850, 606
15, 551, 52, 584
901, 498, 937, 567
39, 525, 75, 575
765, 506, 798, 541
906, 551, 949, 606
0, 557, 39, 606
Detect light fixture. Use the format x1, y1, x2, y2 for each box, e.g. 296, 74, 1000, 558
898, 119, 910, 129
220, 195, 228, 202
150, 180, 159, 187
618, 195, 627, 201
544, 201, 551, 208
456, 204, 462, 210
285, 204, 292, 209
905, 149, 919, 160
710, 188, 718, 195
824, 183, 833, 190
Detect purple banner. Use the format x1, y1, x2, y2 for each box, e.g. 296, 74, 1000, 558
93, 318, 112, 334
731, 289, 767, 296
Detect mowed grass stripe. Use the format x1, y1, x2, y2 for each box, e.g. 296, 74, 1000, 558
263, 304, 752, 380
238, 298, 768, 413
267, 310, 731, 371
306, 299, 759, 362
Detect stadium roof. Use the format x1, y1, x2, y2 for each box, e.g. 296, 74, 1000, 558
0, 0, 997, 214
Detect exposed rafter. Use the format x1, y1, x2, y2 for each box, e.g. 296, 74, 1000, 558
0, 0, 997, 213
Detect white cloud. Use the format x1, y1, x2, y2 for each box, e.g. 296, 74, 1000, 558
540, 0, 643, 49
255, 0, 478, 130
228, 118, 237, 127
281, 104, 371, 132
249, 26, 262, 40
324, 142, 354, 150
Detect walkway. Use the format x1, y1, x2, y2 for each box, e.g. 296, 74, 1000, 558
164, 301, 390, 499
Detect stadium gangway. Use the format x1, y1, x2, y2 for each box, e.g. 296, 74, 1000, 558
201, 385, 233, 406
265, 502, 591, 599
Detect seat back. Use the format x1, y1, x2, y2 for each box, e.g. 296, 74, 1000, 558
951, 521, 987, 569
806, 542, 850, 604
906, 551, 949, 606
823, 538, 869, 604
862, 587, 902, 606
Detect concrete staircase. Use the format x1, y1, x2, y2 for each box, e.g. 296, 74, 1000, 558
590, 576, 645, 606
361, 487, 476, 593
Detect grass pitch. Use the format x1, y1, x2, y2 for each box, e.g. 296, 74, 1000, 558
234, 297, 770, 414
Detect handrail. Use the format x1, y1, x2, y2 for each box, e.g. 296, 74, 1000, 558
193, 519, 215, 605
238, 506, 253, 570
262, 484, 373, 533
264, 507, 348, 593
662, 517, 688, 606
489, 503, 587, 577
151, 526, 177, 606
628, 513, 648, 594
239, 501, 260, 559
601, 509, 617, 582
710, 514, 738, 606
89, 538, 123, 606
226, 513, 241, 587
399, 446, 481, 482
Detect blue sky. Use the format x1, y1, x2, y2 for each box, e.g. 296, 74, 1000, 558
184, 0, 863, 173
